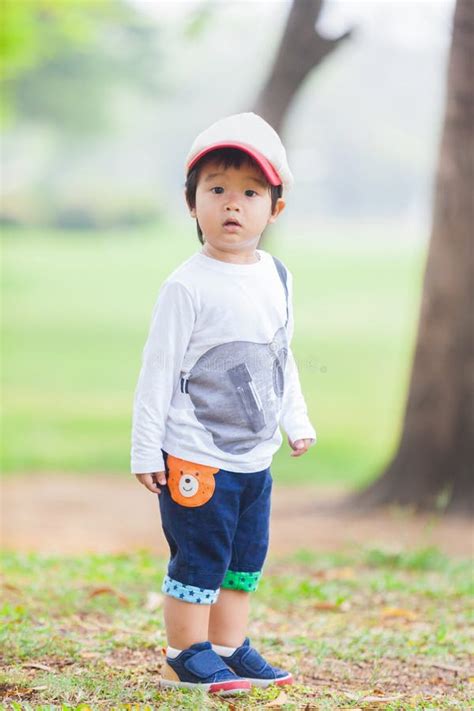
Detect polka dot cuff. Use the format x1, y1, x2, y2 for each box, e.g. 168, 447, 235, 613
221, 569, 262, 592
161, 574, 220, 604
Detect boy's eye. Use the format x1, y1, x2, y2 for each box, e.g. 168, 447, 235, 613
210, 187, 258, 197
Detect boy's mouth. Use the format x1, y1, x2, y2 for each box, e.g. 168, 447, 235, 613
223, 218, 242, 227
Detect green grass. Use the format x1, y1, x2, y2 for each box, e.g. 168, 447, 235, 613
1, 546, 472, 709
1, 224, 425, 485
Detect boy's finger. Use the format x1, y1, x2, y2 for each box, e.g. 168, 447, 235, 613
145, 481, 163, 494
290, 449, 306, 457
290, 439, 309, 457
149, 473, 166, 485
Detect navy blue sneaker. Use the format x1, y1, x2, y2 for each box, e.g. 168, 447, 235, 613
160, 641, 251, 695
217, 637, 293, 688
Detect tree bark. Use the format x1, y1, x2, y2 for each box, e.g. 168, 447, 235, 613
353, 0, 474, 514
252, 0, 352, 133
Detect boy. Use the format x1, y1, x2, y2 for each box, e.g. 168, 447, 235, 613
131, 112, 316, 695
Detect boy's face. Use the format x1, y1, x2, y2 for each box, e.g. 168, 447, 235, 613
189, 160, 285, 253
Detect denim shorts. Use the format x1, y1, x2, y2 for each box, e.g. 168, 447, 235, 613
157, 449, 273, 605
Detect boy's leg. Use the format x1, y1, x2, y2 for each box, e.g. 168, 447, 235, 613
156, 453, 252, 693
164, 595, 211, 649
208, 588, 250, 647
209, 466, 272, 647
209, 467, 292, 686
161, 593, 251, 694
157, 451, 244, 645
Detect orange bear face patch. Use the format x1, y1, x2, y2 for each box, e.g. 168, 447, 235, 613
166, 454, 220, 507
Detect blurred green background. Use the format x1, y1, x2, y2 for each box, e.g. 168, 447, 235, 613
2, 223, 424, 485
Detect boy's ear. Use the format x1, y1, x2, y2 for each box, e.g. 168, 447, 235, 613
184, 188, 196, 217
268, 197, 286, 224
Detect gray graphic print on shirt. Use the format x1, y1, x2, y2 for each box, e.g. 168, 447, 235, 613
181, 325, 288, 454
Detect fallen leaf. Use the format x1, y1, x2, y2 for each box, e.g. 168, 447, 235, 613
429, 676, 444, 685
313, 567, 355, 581
78, 651, 100, 659
313, 601, 345, 612
3, 582, 22, 593
87, 586, 130, 605
380, 607, 417, 621
265, 690, 289, 707
343, 690, 403, 703
416, 659, 472, 677
21, 662, 55, 672
5, 687, 35, 696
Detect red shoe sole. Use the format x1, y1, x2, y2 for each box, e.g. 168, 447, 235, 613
275, 674, 294, 686
209, 679, 252, 694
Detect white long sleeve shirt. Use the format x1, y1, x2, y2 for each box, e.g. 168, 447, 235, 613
131, 248, 316, 474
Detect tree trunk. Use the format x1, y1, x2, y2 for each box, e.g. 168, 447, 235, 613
354, 0, 474, 514
252, 0, 352, 133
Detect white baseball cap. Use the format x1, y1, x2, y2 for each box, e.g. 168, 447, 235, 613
185, 112, 294, 193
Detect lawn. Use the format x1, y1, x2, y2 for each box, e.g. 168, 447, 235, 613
2, 223, 425, 486
1, 545, 472, 709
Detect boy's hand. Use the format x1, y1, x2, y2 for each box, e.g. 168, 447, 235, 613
288, 437, 313, 457
135, 471, 166, 494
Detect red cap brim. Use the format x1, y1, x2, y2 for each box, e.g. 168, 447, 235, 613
187, 142, 282, 186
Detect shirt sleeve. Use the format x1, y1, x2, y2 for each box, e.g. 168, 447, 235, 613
130, 280, 196, 474
279, 268, 317, 446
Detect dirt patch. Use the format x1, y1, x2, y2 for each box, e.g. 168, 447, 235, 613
2, 474, 472, 558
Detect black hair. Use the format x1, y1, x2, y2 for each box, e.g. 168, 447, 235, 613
184, 147, 283, 244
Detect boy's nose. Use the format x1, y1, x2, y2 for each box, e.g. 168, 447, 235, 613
225, 194, 241, 208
